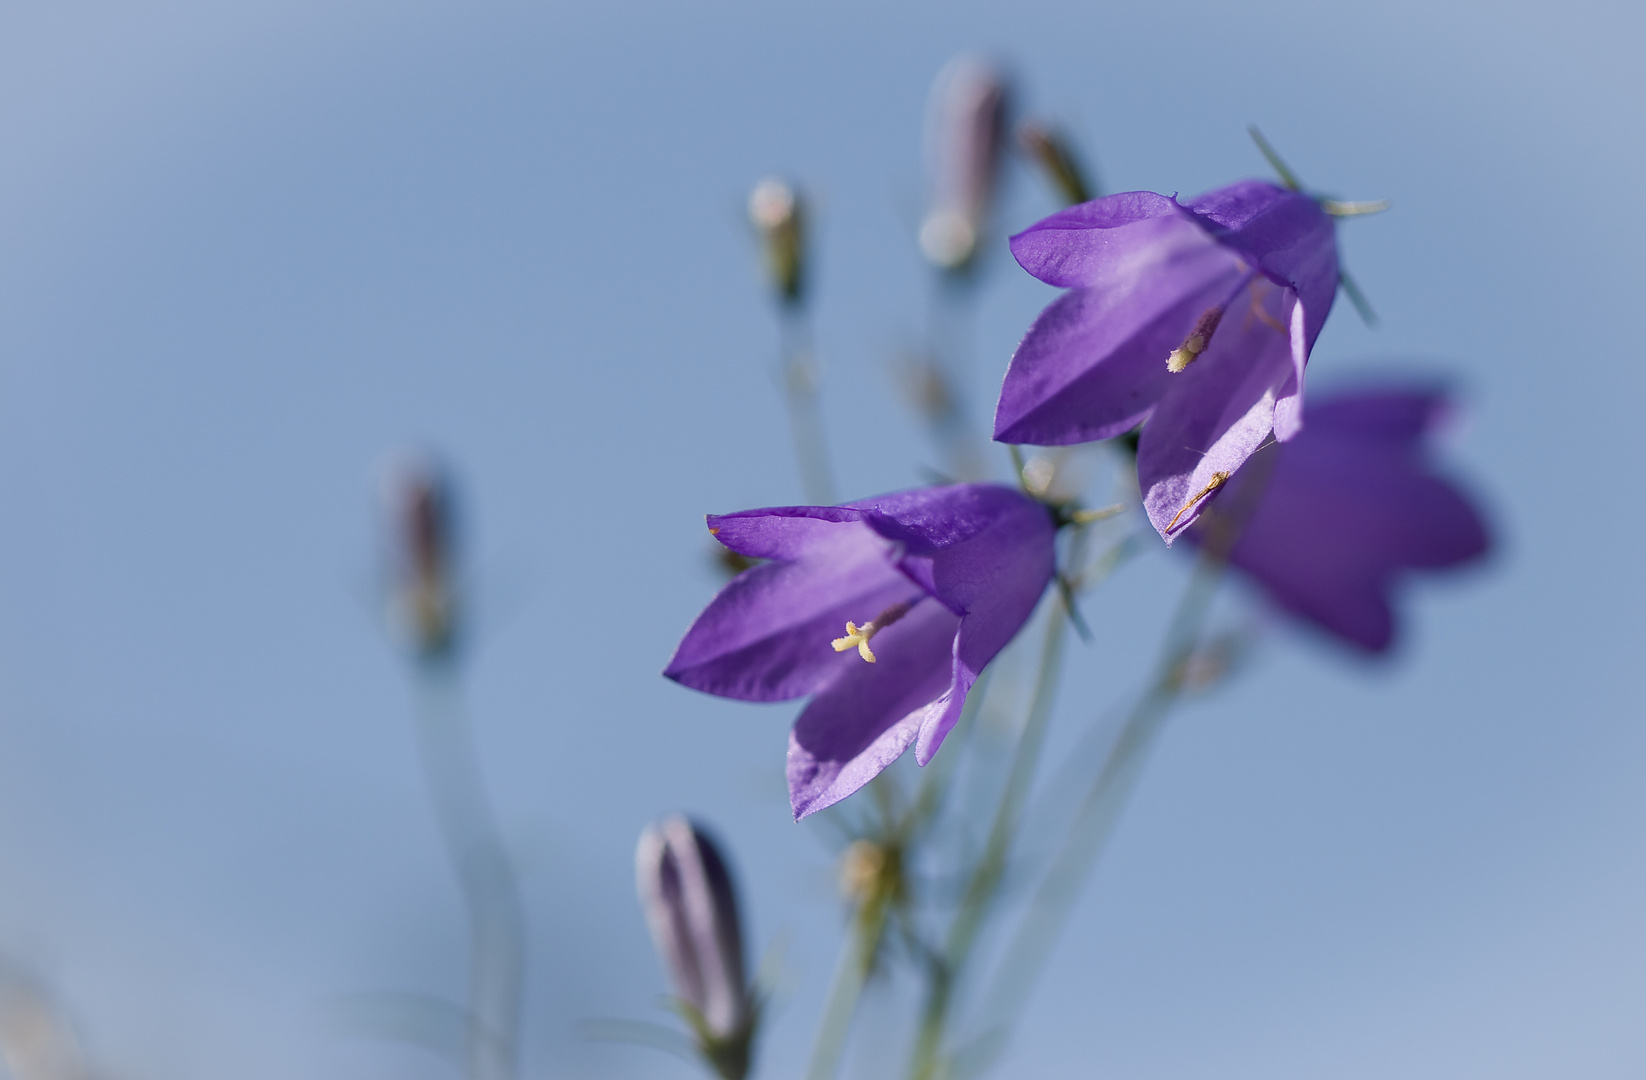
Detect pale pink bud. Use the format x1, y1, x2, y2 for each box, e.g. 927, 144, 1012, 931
919, 55, 1009, 271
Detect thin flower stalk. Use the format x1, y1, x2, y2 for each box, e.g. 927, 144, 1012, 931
412, 662, 526, 1080
803, 831, 900, 1080
778, 309, 838, 505
972, 552, 1227, 1060
907, 584, 1072, 1080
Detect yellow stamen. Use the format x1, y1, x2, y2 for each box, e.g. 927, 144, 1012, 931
1165, 471, 1231, 533
830, 600, 915, 664
832, 621, 879, 663
1247, 280, 1289, 335
1166, 306, 1225, 373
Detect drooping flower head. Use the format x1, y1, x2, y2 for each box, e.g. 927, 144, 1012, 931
635, 816, 756, 1080
993, 181, 1339, 542
1189, 384, 1491, 652
665, 484, 1056, 820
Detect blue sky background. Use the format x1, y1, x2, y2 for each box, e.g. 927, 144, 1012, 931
0, 0, 1642, 1077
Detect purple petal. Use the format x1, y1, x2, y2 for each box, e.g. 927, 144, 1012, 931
1139, 281, 1299, 540
1008, 191, 1184, 288
664, 511, 913, 701
995, 221, 1245, 445
852, 484, 1057, 609
912, 531, 1055, 764
706, 505, 866, 560
1181, 180, 1339, 351
1197, 385, 1490, 652
864, 485, 1058, 763
783, 484, 1057, 816
787, 599, 961, 819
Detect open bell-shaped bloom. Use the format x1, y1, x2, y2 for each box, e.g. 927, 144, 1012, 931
665, 484, 1056, 820
993, 180, 1339, 542
1189, 384, 1490, 652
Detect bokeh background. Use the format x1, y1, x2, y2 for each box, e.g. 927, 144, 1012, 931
0, 0, 1642, 1076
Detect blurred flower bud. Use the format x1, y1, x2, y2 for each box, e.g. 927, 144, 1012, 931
1017, 120, 1096, 207
380, 453, 458, 658
748, 177, 806, 305
0, 968, 90, 1080
1167, 632, 1248, 694
636, 817, 756, 1080
919, 55, 1009, 272
837, 839, 886, 903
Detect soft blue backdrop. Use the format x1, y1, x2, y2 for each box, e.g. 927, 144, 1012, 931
0, 0, 1640, 1077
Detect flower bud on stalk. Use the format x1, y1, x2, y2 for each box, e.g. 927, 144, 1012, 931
380, 454, 458, 659
748, 177, 807, 306
919, 56, 1009, 273
1017, 120, 1095, 207
636, 817, 757, 1080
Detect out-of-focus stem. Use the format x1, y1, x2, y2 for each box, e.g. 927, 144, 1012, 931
803, 877, 893, 1080
779, 309, 838, 506
916, 277, 987, 482
907, 585, 1072, 1080
976, 553, 1226, 1043
412, 660, 526, 1080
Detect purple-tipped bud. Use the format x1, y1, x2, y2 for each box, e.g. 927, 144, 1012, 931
748, 177, 807, 305
919, 55, 1009, 272
379, 453, 458, 658
635, 817, 755, 1080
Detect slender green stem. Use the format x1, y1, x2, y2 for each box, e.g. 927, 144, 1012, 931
779, 309, 838, 505
906, 604, 1070, 1080
973, 554, 1226, 1051
412, 660, 526, 1080
804, 882, 893, 1080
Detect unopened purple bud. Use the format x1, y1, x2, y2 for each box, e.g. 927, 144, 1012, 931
919, 55, 1009, 271
635, 817, 754, 1078
379, 453, 458, 657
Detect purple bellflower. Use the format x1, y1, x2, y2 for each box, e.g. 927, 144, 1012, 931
993, 181, 1339, 542
1189, 385, 1490, 652
636, 817, 756, 1080
665, 484, 1056, 820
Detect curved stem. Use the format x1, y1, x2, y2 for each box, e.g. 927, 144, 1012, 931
412, 660, 526, 1080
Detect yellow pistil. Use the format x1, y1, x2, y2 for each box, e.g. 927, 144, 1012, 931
1166, 306, 1225, 373
1165, 471, 1231, 533
830, 600, 915, 664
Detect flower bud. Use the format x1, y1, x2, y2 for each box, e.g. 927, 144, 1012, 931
635, 817, 755, 1080
1016, 120, 1095, 207
0, 968, 89, 1080
919, 55, 1009, 272
748, 177, 807, 305
379, 453, 458, 658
